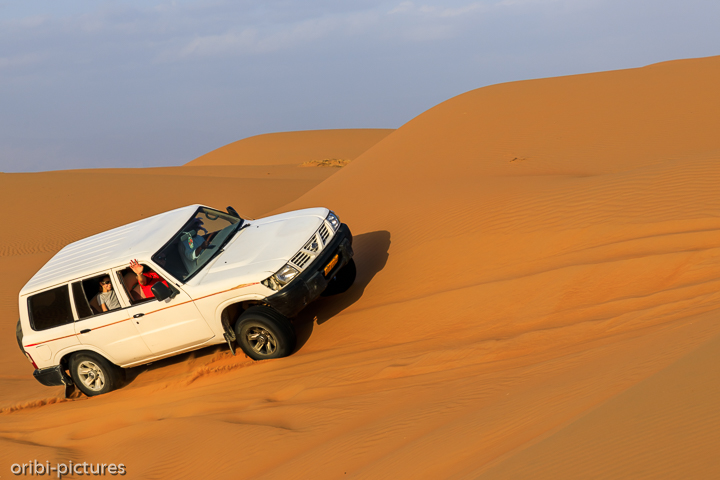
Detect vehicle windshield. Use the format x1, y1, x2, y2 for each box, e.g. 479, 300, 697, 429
152, 207, 243, 282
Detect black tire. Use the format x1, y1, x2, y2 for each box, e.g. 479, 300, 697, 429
69, 352, 123, 397
235, 306, 296, 360
16, 319, 24, 352
321, 258, 356, 296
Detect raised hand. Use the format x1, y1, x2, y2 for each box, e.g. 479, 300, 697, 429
130, 259, 144, 275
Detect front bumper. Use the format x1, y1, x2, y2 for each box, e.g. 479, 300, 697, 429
266, 223, 354, 317
33, 366, 73, 387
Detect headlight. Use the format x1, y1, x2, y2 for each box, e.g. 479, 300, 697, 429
273, 264, 299, 286
326, 211, 340, 231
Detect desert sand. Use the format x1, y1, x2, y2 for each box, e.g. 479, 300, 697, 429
2, 55, 720, 479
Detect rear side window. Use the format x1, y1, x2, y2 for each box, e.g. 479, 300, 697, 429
72, 282, 94, 319
28, 285, 74, 331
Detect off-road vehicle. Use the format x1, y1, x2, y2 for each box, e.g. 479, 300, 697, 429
16, 205, 354, 397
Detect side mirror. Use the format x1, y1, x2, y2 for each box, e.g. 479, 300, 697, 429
151, 282, 172, 302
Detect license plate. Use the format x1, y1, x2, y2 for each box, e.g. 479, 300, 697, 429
324, 254, 339, 276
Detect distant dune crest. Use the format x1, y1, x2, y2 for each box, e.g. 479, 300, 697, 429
299, 158, 351, 168
186, 128, 394, 167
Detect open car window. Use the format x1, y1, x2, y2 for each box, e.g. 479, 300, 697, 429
116, 264, 170, 305
71, 273, 123, 319
152, 207, 241, 282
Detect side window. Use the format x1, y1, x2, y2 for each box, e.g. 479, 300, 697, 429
72, 282, 94, 319
117, 264, 169, 305
28, 285, 74, 331
73, 273, 123, 318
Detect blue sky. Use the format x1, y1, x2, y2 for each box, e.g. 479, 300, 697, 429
1, 0, 718, 172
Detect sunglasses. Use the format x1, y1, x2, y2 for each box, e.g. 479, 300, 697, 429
100, 280, 112, 285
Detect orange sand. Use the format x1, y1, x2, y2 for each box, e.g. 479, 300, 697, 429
2, 57, 720, 479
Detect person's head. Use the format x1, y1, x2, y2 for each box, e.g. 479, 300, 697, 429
100, 276, 113, 293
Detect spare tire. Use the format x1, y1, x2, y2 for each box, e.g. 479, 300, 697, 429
16, 319, 23, 352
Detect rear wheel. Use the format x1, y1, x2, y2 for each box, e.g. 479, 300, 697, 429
322, 258, 356, 296
235, 306, 296, 360
69, 352, 123, 397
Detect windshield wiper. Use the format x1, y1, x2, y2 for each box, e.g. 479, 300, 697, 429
213, 221, 249, 254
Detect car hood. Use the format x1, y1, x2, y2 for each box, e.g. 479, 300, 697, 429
187, 207, 328, 290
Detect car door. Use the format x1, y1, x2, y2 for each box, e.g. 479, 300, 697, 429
70, 274, 152, 366
122, 265, 215, 355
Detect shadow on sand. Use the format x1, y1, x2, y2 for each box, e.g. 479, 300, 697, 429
121, 230, 390, 387
292, 229, 391, 351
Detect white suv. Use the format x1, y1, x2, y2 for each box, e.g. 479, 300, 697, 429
16, 205, 355, 397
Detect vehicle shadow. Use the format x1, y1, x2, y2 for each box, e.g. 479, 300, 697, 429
292, 229, 391, 351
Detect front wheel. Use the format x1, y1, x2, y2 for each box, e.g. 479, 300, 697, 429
322, 258, 356, 296
69, 352, 123, 397
235, 306, 296, 360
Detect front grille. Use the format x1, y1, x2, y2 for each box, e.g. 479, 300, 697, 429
302, 235, 320, 253
288, 220, 336, 272
290, 251, 312, 269
318, 224, 330, 244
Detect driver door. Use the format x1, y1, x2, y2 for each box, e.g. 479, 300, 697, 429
116, 264, 215, 355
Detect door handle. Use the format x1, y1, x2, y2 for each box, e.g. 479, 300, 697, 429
133, 313, 145, 318
80, 329, 91, 334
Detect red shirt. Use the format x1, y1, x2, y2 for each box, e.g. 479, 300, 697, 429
141, 272, 168, 299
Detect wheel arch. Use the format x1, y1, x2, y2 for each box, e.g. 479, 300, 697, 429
56, 347, 120, 371
218, 298, 269, 333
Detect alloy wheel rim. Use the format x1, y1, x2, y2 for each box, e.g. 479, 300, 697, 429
246, 327, 278, 355
77, 360, 106, 391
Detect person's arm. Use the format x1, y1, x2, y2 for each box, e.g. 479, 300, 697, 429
102, 303, 108, 312
130, 259, 147, 285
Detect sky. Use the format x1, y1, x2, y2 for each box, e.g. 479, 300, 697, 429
0, 0, 718, 172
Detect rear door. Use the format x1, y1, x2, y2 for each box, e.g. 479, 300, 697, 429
70, 273, 152, 366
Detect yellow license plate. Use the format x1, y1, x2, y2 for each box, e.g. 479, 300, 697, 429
324, 254, 339, 276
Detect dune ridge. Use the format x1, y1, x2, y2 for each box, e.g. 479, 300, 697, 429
1, 56, 720, 478
186, 128, 394, 166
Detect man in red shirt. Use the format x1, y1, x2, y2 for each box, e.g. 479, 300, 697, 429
129, 259, 169, 299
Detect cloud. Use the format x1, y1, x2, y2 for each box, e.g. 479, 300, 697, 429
176, 15, 359, 58
1, 0, 572, 68
388, 1, 415, 14
0, 52, 45, 70
389, 2, 489, 17
387, 0, 579, 18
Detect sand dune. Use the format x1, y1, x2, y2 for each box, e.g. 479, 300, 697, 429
478, 322, 720, 479
2, 56, 720, 479
186, 129, 394, 166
